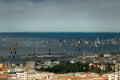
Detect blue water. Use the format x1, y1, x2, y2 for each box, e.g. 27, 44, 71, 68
0, 32, 120, 38
0, 32, 119, 57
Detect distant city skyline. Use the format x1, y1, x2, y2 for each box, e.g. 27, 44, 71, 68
0, 0, 120, 32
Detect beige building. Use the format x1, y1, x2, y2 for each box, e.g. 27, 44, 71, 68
103, 53, 111, 58
26, 62, 35, 68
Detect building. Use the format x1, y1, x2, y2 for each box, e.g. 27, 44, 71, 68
103, 53, 111, 58
26, 62, 35, 68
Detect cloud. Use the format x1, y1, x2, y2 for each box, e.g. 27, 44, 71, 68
0, 0, 120, 32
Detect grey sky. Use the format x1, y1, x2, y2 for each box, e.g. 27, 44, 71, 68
0, 0, 120, 32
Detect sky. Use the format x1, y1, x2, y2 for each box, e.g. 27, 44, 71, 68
0, 0, 120, 32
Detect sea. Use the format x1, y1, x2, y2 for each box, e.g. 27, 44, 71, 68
0, 32, 120, 57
